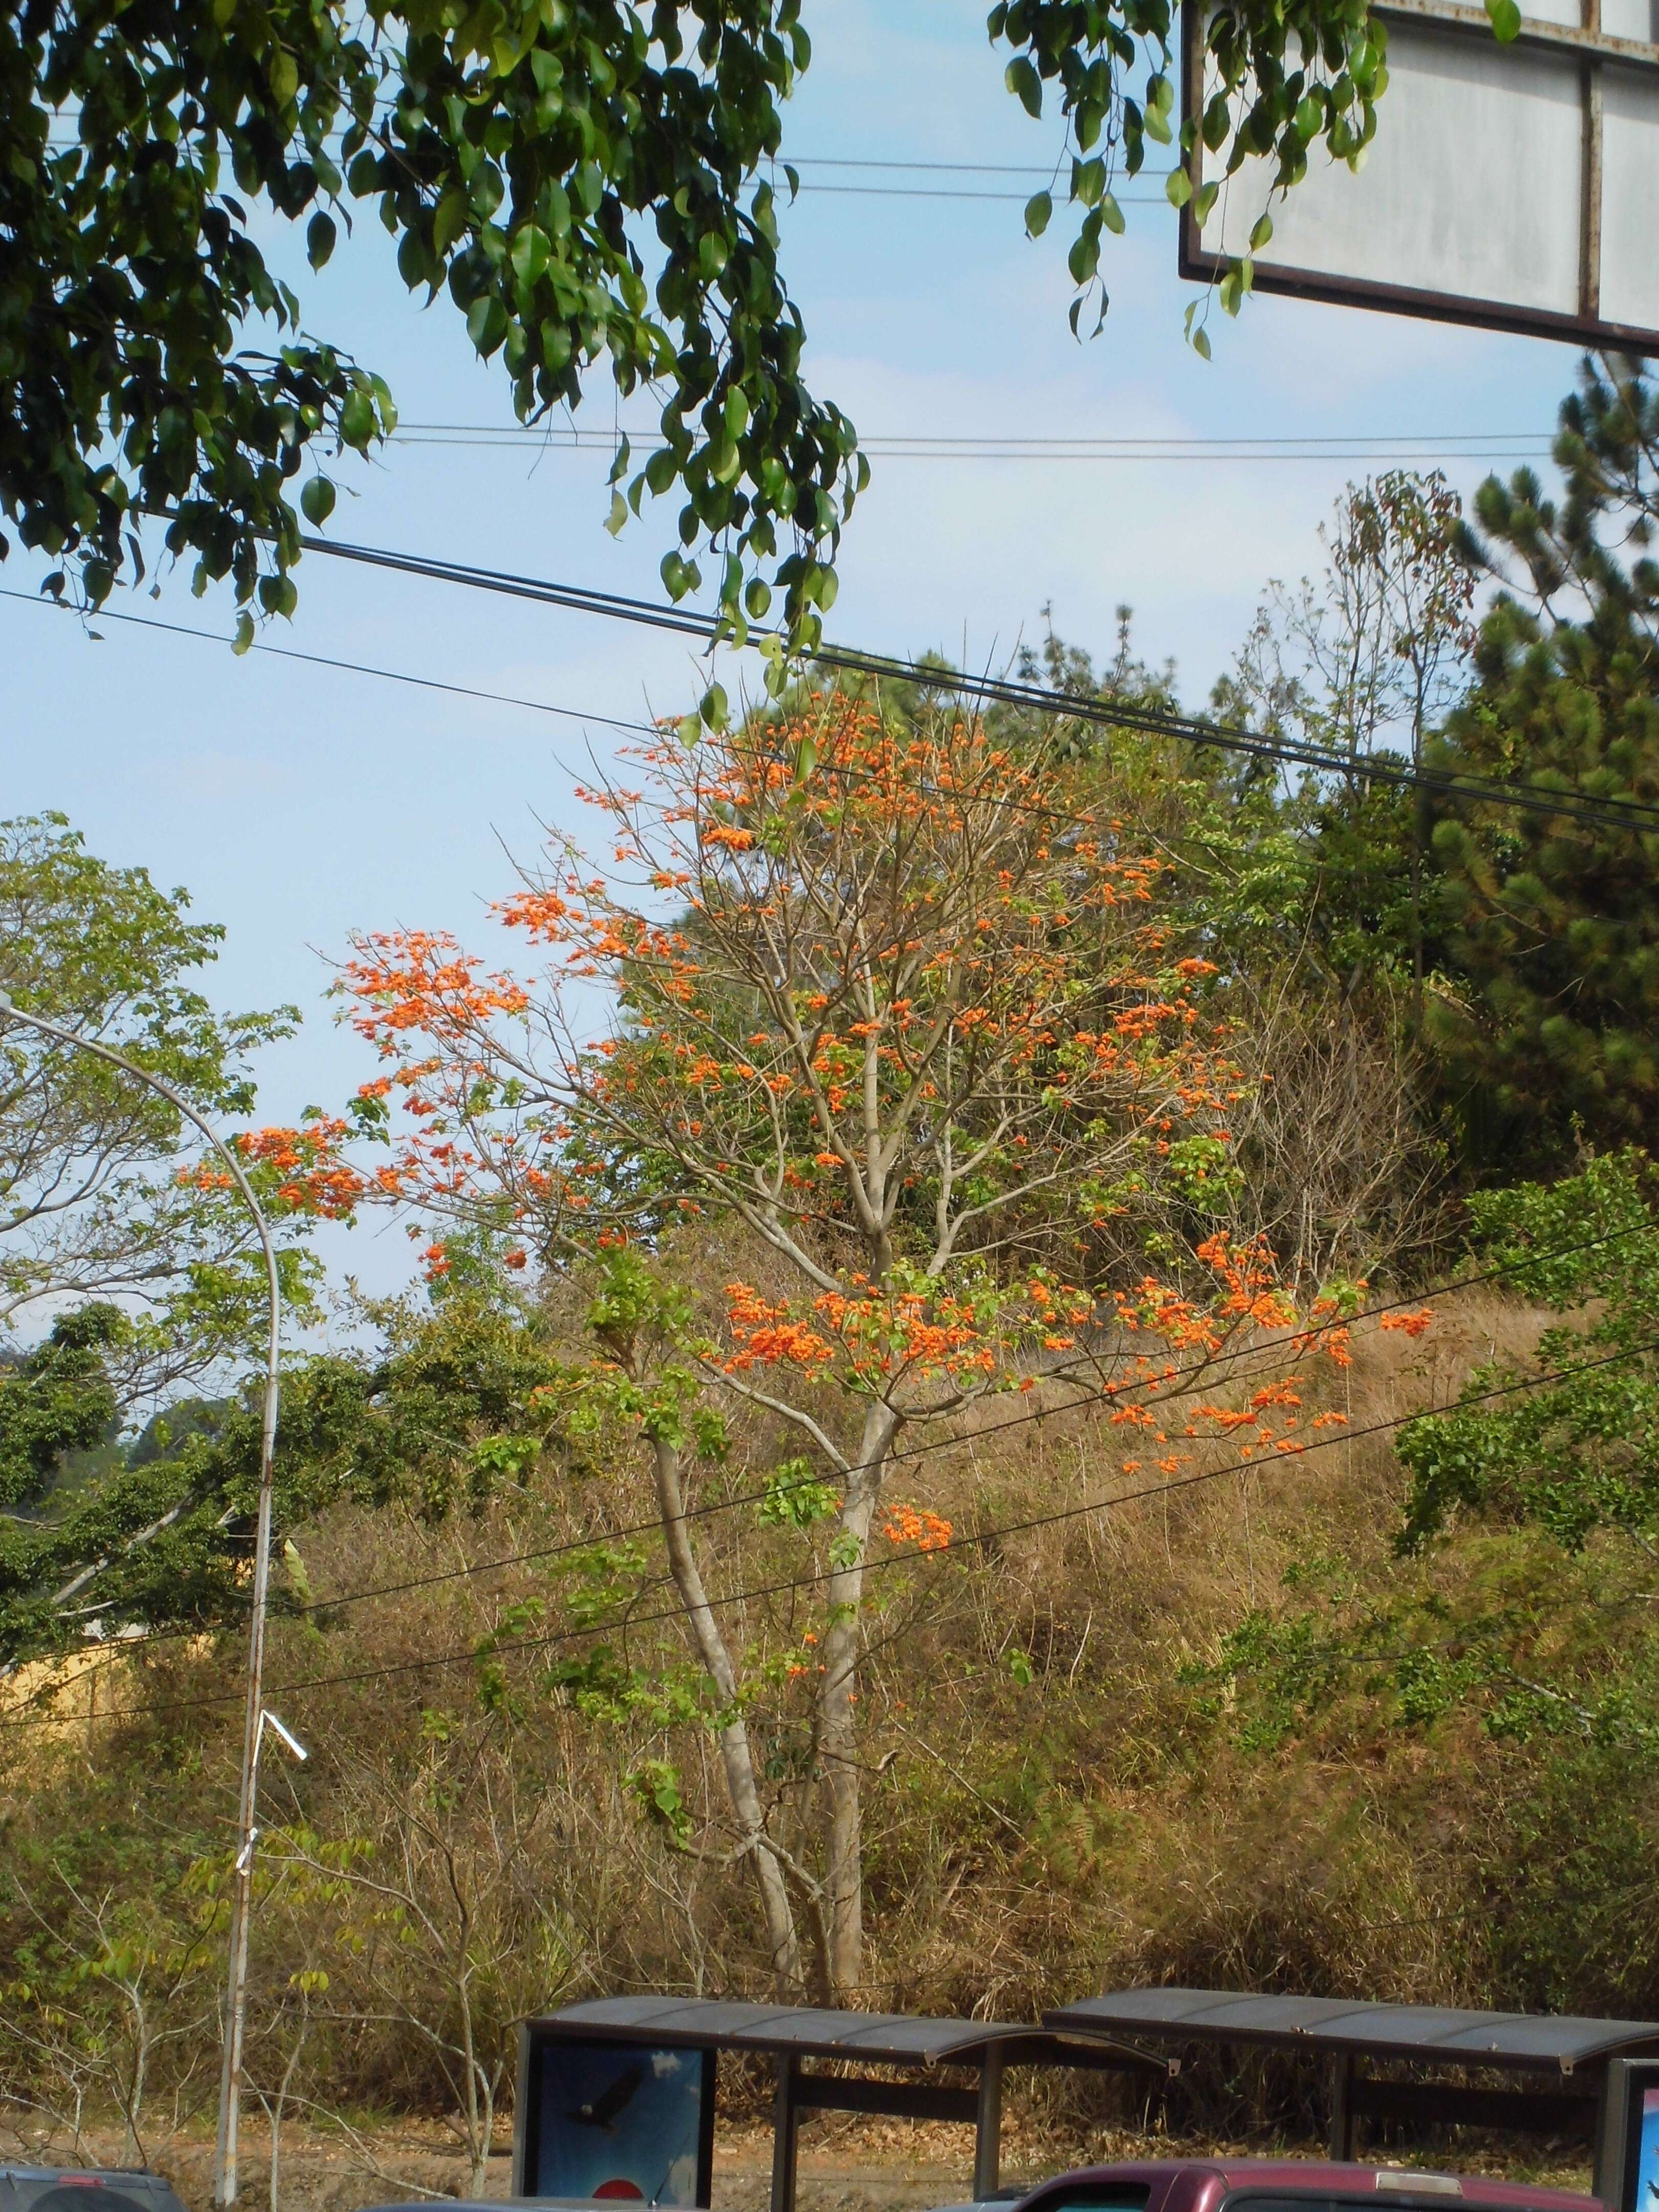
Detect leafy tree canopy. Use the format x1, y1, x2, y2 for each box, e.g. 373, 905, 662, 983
0, 812, 318, 1402
4, 0, 1389, 662
0, 1275, 567, 1669
1424, 357, 1659, 1170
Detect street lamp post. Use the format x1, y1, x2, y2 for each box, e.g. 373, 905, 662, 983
0, 992, 280, 2208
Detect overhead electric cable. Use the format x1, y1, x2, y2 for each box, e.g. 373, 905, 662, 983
0, 588, 655, 736
153, 1200, 1659, 1622
775, 181, 1165, 203
38, 137, 1167, 203
397, 425, 1552, 447
11, 534, 1659, 840
6, 1323, 1655, 1734
287, 531, 1659, 841
388, 423, 1555, 464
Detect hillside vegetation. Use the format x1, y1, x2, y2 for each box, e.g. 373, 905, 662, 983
1, 1277, 1647, 2166
6, 355, 1659, 2182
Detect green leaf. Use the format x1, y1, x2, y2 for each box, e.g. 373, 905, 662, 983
465, 293, 508, 356
1192, 324, 1213, 361
1005, 55, 1043, 117
1100, 191, 1125, 236
510, 224, 551, 286
306, 212, 336, 271
1165, 168, 1193, 209
339, 390, 374, 447
268, 47, 299, 105
1194, 180, 1219, 226
232, 611, 255, 656
1249, 210, 1274, 251
1024, 190, 1053, 238
300, 476, 335, 526
1072, 156, 1105, 208
1486, 0, 1522, 36
605, 490, 628, 538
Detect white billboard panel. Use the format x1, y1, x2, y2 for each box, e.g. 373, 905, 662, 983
1603, 60, 1659, 329
1180, 0, 1659, 351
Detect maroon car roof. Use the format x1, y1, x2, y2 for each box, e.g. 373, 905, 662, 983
1028, 2158, 1597, 2209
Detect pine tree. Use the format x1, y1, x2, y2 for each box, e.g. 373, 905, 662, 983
1426, 355, 1659, 1171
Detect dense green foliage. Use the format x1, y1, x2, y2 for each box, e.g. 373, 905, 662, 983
1198, 1153, 1659, 1763
1422, 358, 1659, 1168
7, 0, 1403, 660
0, 1278, 575, 1665
0, 812, 313, 1400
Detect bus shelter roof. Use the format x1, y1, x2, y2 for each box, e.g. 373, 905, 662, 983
1046, 1988, 1659, 2073
533, 1995, 1166, 2072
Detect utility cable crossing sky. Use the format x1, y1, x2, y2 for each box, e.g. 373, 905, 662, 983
289, 530, 1659, 842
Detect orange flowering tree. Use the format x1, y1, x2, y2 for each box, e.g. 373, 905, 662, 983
325, 694, 1354, 1994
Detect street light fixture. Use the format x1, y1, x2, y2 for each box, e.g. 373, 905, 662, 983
0, 990, 281, 2207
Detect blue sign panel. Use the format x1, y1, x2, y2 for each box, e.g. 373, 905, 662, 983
1633, 2084, 1659, 2212
520, 2034, 715, 2207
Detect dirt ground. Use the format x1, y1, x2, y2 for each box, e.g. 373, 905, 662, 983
0, 2111, 1596, 2212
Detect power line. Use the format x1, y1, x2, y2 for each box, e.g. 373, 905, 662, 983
0, 588, 655, 737
287, 531, 1659, 842
6, 1324, 1654, 1734
36, 139, 1167, 206
11, 527, 1659, 842
399, 426, 1551, 448
388, 423, 1556, 465
0, 1190, 1628, 1707
277, 1201, 1653, 1623
37, 136, 1168, 183
780, 158, 1171, 178
776, 181, 1165, 204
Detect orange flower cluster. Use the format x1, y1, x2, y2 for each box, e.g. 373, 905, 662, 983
1378, 1309, 1435, 1338
233, 1118, 367, 1219
723, 1282, 836, 1376
881, 1503, 953, 1552
723, 1274, 1014, 1392
343, 930, 529, 1039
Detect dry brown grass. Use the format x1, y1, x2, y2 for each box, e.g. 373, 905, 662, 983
0, 1283, 1617, 2180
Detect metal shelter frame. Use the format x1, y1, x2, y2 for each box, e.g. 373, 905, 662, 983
1045, 1989, 1659, 2182
517, 1998, 1174, 2212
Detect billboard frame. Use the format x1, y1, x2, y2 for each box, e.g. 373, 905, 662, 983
1177, 0, 1659, 354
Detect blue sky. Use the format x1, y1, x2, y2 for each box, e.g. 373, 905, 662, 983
4, 0, 1588, 1299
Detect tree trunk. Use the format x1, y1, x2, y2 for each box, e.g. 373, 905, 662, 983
818, 1400, 898, 1997
650, 1432, 802, 1991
